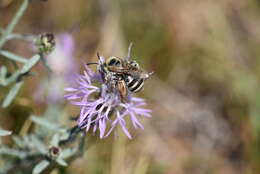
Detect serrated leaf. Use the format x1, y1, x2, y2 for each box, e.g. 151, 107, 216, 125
2, 81, 24, 108
56, 158, 68, 166
0, 129, 11, 136
30, 116, 62, 131
32, 160, 50, 174
20, 54, 40, 74
0, 50, 28, 63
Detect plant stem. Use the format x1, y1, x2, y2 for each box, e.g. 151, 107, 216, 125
0, 54, 40, 87
0, 0, 29, 49
4, 128, 88, 174
0, 29, 36, 42
0, 50, 28, 63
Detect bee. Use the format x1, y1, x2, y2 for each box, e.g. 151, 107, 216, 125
88, 44, 152, 101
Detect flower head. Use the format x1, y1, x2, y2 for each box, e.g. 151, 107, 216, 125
65, 56, 151, 139
35, 33, 56, 54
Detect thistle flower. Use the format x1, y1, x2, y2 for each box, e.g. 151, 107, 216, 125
64, 56, 151, 139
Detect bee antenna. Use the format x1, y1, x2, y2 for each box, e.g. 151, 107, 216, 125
97, 52, 101, 60
127, 42, 133, 60
87, 62, 99, 65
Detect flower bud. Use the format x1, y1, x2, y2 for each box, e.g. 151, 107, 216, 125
35, 33, 55, 54
48, 146, 60, 158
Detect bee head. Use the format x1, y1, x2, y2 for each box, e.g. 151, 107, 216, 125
106, 57, 122, 66
129, 60, 152, 79
129, 60, 140, 69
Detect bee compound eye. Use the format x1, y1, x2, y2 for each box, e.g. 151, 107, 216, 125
130, 61, 139, 67
107, 57, 121, 66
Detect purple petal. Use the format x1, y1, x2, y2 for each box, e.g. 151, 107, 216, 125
64, 88, 78, 92
119, 120, 132, 139
130, 112, 144, 130
105, 119, 119, 137
132, 97, 145, 102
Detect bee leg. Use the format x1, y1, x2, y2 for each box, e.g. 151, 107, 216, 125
117, 80, 129, 102
126, 42, 133, 60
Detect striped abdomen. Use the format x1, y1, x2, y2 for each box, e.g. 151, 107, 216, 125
124, 75, 144, 93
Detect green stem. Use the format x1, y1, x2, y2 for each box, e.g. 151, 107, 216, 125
0, 50, 28, 63
0, 29, 36, 42
6, 33, 36, 42
0, 54, 40, 86
0, 0, 29, 49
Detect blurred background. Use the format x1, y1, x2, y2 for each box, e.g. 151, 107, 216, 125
2, 0, 260, 173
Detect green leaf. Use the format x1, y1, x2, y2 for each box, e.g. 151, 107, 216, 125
0, 50, 28, 63
20, 54, 40, 74
0, 0, 29, 49
12, 136, 26, 148
32, 160, 50, 174
59, 131, 70, 141
0, 129, 12, 136
0, 66, 7, 78
0, 147, 26, 158
3, 54, 40, 86
50, 133, 59, 147
3, 71, 20, 86
60, 148, 77, 159
30, 135, 47, 154
2, 81, 24, 108
30, 116, 64, 132
23, 135, 34, 148
0, 66, 8, 86
56, 158, 68, 166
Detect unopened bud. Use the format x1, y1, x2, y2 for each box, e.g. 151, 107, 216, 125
35, 33, 55, 54
49, 146, 60, 158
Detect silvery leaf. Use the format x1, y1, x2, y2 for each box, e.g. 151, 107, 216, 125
30, 116, 62, 131
20, 54, 40, 74
56, 158, 68, 166
0, 129, 11, 136
30, 135, 47, 154
32, 160, 50, 174
0, 66, 7, 80
59, 148, 77, 159
0, 147, 26, 158
50, 133, 59, 147
12, 136, 26, 148
0, 50, 28, 63
2, 81, 24, 108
